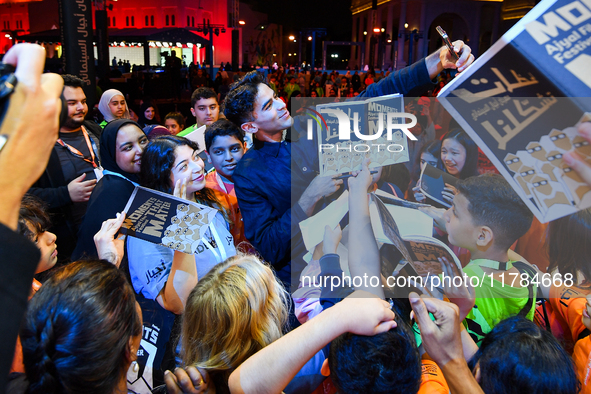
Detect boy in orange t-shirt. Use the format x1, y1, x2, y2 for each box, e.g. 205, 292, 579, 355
574, 294, 591, 393
203, 119, 252, 251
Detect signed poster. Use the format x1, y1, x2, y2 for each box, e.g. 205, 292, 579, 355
438, 0, 591, 222
315, 94, 409, 176
121, 186, 220, 254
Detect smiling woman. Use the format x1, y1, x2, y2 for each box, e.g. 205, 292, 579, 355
72, 120, 149, 260
127, 136, 236, 314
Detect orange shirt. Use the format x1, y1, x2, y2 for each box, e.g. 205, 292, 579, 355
11, 279, 42, 373
205, 171, 252, 251
418, 359, 450, 394
539, 285, 590, 354
574, 336, 591, 394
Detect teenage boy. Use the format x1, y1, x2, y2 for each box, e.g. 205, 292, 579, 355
203, 119, 250, 248
178, 87, 219, 151
442, 174, 537, 344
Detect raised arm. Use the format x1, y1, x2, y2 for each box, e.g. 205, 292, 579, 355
228, 292, 396, 394
347, 159, 383, 297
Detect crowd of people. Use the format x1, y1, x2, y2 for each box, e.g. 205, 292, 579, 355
2, 39, 591, 394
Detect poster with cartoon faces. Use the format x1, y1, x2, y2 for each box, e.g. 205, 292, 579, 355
159, 202, 219, 254
315, 94, 408, 176
502, 113, 591, 222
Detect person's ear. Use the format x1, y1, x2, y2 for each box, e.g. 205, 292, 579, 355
205, 151, 212, 164
473, 363, 481, 383
476, 226, 494, 248
320, 358, 331, 377
241, 122, 257, 134
190, 107, 196, 118
126, 336, 137, 363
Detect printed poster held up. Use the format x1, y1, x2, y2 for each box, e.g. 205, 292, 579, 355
438, 0, 591, 223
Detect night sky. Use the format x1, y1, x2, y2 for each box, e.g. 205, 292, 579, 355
242, 0, 353, 40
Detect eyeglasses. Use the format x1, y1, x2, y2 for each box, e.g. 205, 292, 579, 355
533, 180, 548, 187
527, 145, 543, 154
547, 153, 563, 161
575, 141, 589, 148
520, 169, 535, 177
550, 134, 566, 141
505, 157, 520, 165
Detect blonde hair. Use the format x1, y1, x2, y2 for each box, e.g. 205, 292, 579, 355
181, 254, 289, 389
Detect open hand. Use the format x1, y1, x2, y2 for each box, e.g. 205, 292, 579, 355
94, 212, 126, 267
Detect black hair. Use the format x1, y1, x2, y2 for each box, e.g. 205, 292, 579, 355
21, 260, 142, 394
379, 164, 411, 195
329, 302, 421, 394
468, 316, 579, 394
165, 112, 186, 130
139, 136, 227, 219
457, 174, 533, 251
191, 87, 218, 108
61, 74, 84, 89
223, 71, 268, 126
441, 128, 480, 179
547, 208, 591, 282
18, 194, 51, 242
204, 119, 245, 152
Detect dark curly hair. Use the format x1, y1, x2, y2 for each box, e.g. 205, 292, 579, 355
20, 260, 142, 394
222, 71, 268, 126
204, 119, 245, 152
468, 316, 579, 394
139, 136, 228, 220
18, 194, 51, 241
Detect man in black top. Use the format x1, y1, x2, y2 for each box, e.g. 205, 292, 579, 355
28, 74, 102, 264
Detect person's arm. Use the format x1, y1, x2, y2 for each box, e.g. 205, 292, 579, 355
157, 250, 198, 314
228, 292, 396, 394
356, 41, 474, 99
347, 158, 383, 297
233, 170, 341, 266
0, 43, 63, 393
409, 294, 484, 394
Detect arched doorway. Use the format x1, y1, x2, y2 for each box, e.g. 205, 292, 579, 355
427, 13, 469, 55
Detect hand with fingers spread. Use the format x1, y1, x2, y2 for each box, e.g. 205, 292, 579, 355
563, 122, 591, 187
441, 183, 457, 206
94, 212, 126, 267
164, 366, 210, 394
439, 256, 475, 321
68, 173, 97, 202
440, 40, 474, 73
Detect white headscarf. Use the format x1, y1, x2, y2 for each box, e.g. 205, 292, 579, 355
98, 89, 131, 122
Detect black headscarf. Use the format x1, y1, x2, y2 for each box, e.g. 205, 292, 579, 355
100, 119, 146, 183
137, 101, 159, 128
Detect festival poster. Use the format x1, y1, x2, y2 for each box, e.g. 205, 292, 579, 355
121, 186, 218, 254
315, 94, 408, 176
438, 0, 591, 222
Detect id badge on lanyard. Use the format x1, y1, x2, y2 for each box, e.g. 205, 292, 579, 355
94, 166, 104, 181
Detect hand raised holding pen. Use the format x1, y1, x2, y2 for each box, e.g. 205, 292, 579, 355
440, 40, 474, 73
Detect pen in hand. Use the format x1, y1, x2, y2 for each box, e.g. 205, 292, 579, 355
334, 170, 378, 180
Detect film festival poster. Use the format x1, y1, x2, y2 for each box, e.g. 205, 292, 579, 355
315, 93, 410, 176
372, 194, 462, 299
121, 186, 220, 254
438, 0, 591, 223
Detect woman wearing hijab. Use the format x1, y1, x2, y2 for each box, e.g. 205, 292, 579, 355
72, 119, 148, 260
97, 89, 131, 128
137, 101, 160, 128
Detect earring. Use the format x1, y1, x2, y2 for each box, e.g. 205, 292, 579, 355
132, 361, 139, 373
